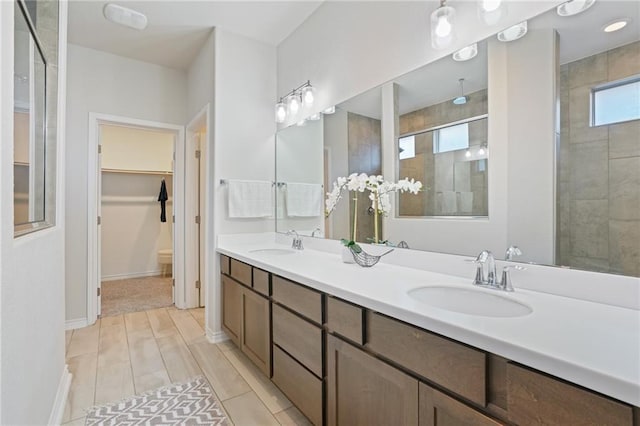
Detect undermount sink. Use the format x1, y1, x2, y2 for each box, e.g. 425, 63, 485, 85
408, 286, 532, 318
249, 248, 296, 255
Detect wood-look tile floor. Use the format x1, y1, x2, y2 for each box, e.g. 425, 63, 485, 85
63, 307, 311, 426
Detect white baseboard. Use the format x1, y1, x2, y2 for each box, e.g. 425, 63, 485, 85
207, 328, 229, 344
65, 318, 88, 330
101, 270, 166, 282
48, 365, 72, 426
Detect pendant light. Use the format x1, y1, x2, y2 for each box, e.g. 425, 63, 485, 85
478, 0, 507, 25
430, 0, 456, 49
275, 99, 287, 123
453, 78, 468, 105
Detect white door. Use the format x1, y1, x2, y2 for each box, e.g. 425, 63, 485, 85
185, 130, 202, 308
97, 128, 103, 317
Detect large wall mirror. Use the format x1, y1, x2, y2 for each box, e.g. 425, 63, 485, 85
14, 0, 59, 236
275, 0, 639, 278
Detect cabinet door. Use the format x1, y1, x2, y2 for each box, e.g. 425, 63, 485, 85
419, 383, 505, 426
327, 335, 418, 426
222, 275, 242, 346
241, 287, 270, 375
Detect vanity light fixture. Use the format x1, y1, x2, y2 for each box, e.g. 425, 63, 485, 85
603, 19, 629, 33
453, 78, 468, 105
465, 149, 472, 158
556, 0, 595, 17
478, 0, 507, 25
453, 43, 478, 61
497, 21, 528, 42
323, 106, 336, 114
430, 0, 457, 49
478, 144, 487, 156
103, 3, 148, 30
274, 80, 315, 123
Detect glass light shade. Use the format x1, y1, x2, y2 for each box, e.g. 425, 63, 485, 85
287, 94, 301, 117
453, 44, 478, 61
323, 106, 336, 114
497, 21, 528, 42
302, 85, 315, 106
557, 0, 595, 17
430, 5, 456, 49
275, 102, 287, 123
453, 96, 468, 105
478, 0, 506, 25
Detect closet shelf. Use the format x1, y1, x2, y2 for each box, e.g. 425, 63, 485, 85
102, 168, 173, 176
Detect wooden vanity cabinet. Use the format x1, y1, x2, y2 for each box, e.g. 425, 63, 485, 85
327, 334, 419, 426
419, 384, 506, 426
221, 258, 271, 375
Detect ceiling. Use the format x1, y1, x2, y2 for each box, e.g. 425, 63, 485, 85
339, 0, 639, 120
67, 1, 324, 70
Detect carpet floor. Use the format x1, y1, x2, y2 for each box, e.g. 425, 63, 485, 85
85, 376, 228, 425
101, 276, 173, 317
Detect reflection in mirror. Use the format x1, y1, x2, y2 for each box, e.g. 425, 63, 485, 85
396, 40, 488, 218
275, 118, 325, 236
14, 0, 48, 232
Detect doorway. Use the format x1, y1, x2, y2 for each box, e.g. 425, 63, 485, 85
87, 113, 186, 322
99, 124, 176, 316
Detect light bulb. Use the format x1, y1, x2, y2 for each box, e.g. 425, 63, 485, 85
465, 149, 471, 158
275, 102, 286, 123
288, 94, 301, 116
435, 15, 452, 37
481, 0, 501, 12
478, 146, 486, 155
302, 85, 315, 106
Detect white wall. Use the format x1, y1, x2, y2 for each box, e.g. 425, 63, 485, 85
211, 28, 276, 338
65, 44, 187, 322
0, 1, 68, 423
101, 174, 173, 279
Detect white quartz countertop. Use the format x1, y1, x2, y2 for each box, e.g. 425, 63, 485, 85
217, 237, 640, 407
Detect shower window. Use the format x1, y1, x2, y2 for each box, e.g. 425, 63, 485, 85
591, 75, 640, 126
433, 122, 469, 154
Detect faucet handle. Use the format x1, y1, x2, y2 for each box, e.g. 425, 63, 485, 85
499, 265, 525, 292
505, 245, 523, 261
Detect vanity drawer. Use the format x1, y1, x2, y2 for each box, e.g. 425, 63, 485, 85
273, 304, 322, 377
220, 255, 230, 275
230, 258, 252, 287
252, 268, 269, 296
272, 275, 322, 324
326, 296, 364, 345
507, 363, 633, 425
272, 345, 323, 426
367, 312, 486, 406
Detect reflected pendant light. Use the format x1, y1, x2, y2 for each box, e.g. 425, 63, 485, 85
478, 0, 507, 25
453, 43, 478, 62
287, 93, 301, 117
430, 0, 456, 49
453, 78, 468, 105
302, 85, 315, 106
275, 100, 287, 123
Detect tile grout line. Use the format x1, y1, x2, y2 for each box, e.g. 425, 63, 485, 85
122, 313, 138, 395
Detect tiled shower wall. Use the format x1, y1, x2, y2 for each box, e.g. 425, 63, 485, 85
558, 41, 640, 277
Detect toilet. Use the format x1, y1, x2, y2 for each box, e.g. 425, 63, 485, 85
158, 249, 173, 277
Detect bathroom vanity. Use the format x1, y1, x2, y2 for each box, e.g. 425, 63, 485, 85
217, 235, 640, 426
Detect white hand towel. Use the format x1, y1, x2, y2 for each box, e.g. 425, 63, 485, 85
457, 191, 474, 214
286, 183, 323, 217
228, 180, 273, 218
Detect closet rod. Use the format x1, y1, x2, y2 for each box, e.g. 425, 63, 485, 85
102, 168, 173, 176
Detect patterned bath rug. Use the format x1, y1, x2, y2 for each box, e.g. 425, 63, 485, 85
85, 376, 228, 425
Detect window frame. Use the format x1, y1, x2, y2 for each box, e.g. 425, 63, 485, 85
590, 74, 640, 127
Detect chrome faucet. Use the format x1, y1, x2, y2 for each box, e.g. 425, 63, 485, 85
287, 230, 304, 250
505, 245, 522, 261
472, 250, 518, 292
311, 227, 322, 238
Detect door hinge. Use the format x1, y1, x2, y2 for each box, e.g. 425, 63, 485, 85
195, 280, 201, 289
98, 145, 102, 154
97, 216, 101, 225
195, 150, 201, 159
97, 287, 101, 296
172, 279, 175, 287
172, 215, 175, 223
195, 215, 201, 224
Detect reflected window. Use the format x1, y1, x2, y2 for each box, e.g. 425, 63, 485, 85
398, 135, 415, 160
592, 76, 640, 126
433, 122, 469, 154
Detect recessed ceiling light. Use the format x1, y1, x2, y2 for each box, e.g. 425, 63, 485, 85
103, 3, 148, 30
603, 19, 629, 33
497, 21, 528, 42
557, 0, 596, 17
453, 43, 478, 61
